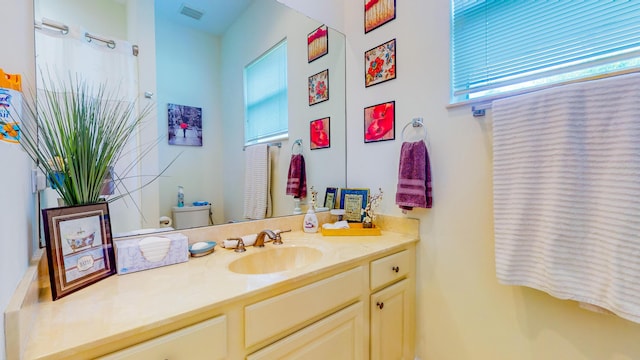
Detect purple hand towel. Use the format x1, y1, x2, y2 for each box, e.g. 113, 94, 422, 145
396, 141, 432, 210
286, 154, 307, 199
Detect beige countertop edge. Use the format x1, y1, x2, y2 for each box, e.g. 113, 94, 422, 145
20, 227, 418, 360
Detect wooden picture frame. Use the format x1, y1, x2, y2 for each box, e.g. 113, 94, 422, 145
324, 187, 338, 209
308, 24, 329, 63
309, 69, 329, 106
365, 39, 396, 87
339, 188, 370, 222
310, 117, 330, 150
364, 100, 395, 143
42, 202, 116, 300
365, 0, 396, 33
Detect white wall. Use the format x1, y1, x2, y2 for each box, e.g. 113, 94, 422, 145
221, 0, 346, 221
154, 13, 224, 225
7, 1, 640, 359
0, 1, 35, 359
343, 1, 640, 359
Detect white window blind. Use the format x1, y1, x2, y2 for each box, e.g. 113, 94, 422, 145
244, 40, 288, 145
451, 1, 640, 103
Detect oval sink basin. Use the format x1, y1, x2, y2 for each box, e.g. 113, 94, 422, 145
228, 246, 323, 274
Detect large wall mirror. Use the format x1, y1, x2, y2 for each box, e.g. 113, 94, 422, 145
33, 0, 346, 237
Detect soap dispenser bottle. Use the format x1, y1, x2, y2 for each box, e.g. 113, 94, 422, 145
303, 187, 319, 233
177, 186, 185, 207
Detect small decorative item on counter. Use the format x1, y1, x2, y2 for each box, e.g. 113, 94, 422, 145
362, 188, 383, 228
303, 187, 319, 233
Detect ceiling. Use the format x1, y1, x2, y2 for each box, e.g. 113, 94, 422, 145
154, 0, 254, 35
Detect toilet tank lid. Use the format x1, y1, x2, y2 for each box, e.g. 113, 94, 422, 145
172, 204, 210, 212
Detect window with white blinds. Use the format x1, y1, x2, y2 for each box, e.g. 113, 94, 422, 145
451, 1, 640, 103
244, 40, 288, 145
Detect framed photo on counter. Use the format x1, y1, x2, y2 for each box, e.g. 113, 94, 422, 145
339, 188, 370, 222
42, 202, 116, 300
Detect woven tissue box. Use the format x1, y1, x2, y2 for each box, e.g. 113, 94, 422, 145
115, 232, 189, 275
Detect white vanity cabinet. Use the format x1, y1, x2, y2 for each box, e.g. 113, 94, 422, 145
14, 226, 419, 360
98, 315, 227, 360
369, 250, 415, 360
246, 248, 415, 360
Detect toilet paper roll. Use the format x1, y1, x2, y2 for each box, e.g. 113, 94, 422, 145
159, 216, 173, 228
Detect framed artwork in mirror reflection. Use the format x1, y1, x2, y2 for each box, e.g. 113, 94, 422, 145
310, 117, 330, 150
324, 187, 338, 209
42, 202, 116, 300
309, 69, 329, 106
168, 103, 203, 146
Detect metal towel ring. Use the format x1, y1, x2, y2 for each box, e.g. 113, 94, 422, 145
401, 118, 428, 143
291, 139, 303, 155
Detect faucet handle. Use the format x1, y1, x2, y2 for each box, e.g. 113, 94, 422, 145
228, 238, 246, 252
272, 229, 291, 245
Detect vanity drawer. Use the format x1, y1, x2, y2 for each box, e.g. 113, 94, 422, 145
370, 250, 410, 290
245, 266, 364, 348
99, 315, 227, 360
247, 301, 364, 360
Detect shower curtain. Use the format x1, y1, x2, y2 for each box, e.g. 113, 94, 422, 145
35, 22, 143, 234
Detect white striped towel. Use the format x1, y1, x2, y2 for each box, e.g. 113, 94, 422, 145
493, 73, 640, 324
243, 144, 272, 220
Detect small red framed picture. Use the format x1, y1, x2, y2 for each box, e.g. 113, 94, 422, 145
308, 24, 328, 63
364, 101, 395, 143
310, 117, 330, 150
365, 0, 396, 33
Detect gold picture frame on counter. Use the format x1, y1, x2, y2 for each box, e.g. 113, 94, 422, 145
339, 188, 370, 222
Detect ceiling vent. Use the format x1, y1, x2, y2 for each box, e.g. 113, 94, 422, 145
179, 4, 204, 20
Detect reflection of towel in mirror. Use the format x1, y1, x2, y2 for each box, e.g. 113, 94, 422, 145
243, 144, 272, 220
286, 154, 307, 199
395, 140, 432, 210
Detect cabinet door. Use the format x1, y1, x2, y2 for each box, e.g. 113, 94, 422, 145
98, 315, 227, 360
371, 279, 412, 360
247, 302, 364, 360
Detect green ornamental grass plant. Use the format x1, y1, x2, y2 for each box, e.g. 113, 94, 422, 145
18, 75, 167, 206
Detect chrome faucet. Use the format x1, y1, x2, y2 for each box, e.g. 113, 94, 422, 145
254, 229, 291, 247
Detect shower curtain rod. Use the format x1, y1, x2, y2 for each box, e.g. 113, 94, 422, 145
35, 18, 139, 56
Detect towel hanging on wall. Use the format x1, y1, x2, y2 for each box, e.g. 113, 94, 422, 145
493, 72, 640, 323
395, 140, 432, 210
286, 153, 307, 199
243, 144, 272, 220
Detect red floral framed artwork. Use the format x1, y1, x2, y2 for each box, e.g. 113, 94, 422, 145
308, 24, 328, 63
310, 117, 330, 150
309, 69, 329, 106
364, 101, 395, 143
365, 39, 396, 87
365, 0, 396, 33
